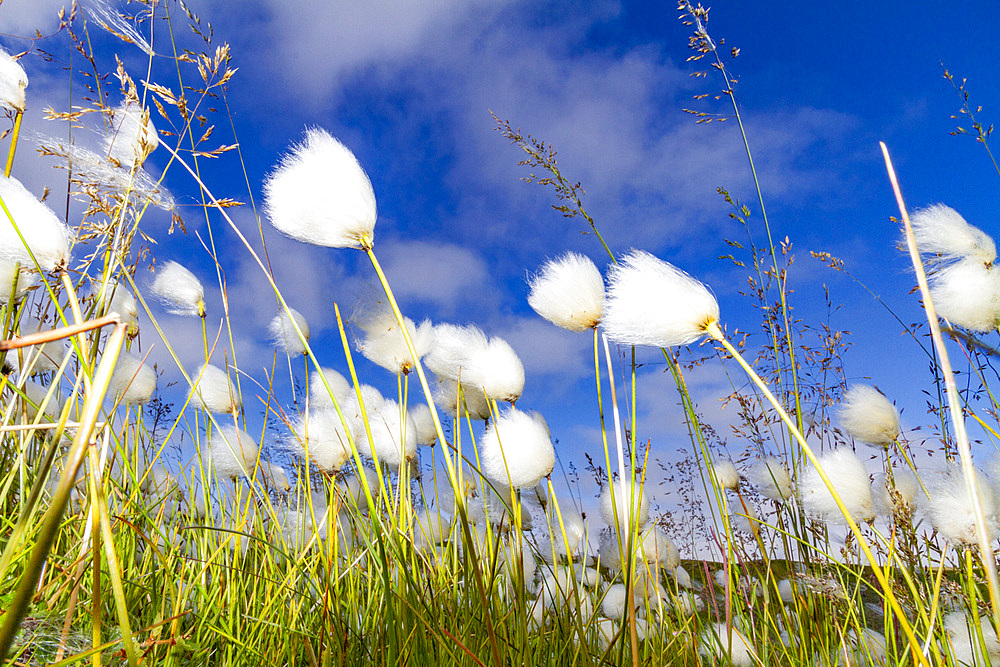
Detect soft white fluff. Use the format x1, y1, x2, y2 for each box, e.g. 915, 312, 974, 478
837, 385, 900, 447
799, 448, 874, 523
210, 425, 259, 479
872, 469, 919, 518
10, 317, 65, 375
21, 380, 61, 420
425, 323, 524, 403
105, 101, 159, 168
527, 251, 604, 331
362, 397, 418, 467
748, 456, 794, 501
600, 477, 650, 531
292, 407, 353, 472
943, 611, 1000, 666
409, 403, 438, 446
911, 204, 996, 264
269, 307, 310, 356
480, 407, 555, 488
356, 310, 433, 374
108, 285, 139, 330
0, 49, 27, 112
0, 176, 72, 272
261, 461, 290, 491
263, 127, 377, 249
191, 363, 239, 413
342, 384, 385, 457
729, 498, 759, 534
0, 260, 34, 301
434, 376, 491, 420
929, 257, 1000, 332
712, 458, 740, 490
110, 351, 156, 405
603, 249, 719, 347
337, 467, 382, 510
700, 623, 756, 666
638, 526, 680, 570
150, 260, 205, 317
309, 367, 351, 407
547, 505, 586, 560
601, 583, 635, 621
922, 465, 1000, 545
414, 506, 452, 547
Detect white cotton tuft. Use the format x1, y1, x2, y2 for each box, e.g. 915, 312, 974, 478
9, 317, 66, 375
414, 506, 452, 548
748, 456, 794, 501
480, 407, 555, 488
309, 367, 351, 407
292, 407, 353, 472
410, 403, 438, 446
729, 498, 759, 534
150, 260, 205, 317
600, 477, 650, 531
547, 506, 586, 561
434, 377, 491, 420
0, 176, 72, 272
601, 583, 636, 621
337, 466, 382, 510
638, 526, 680, 570
355, 309, 433, 374
873, 469, 919, 518
21, 380, 61, 420
361, 397, 418, 467
700, 623, 756, 666
110, 351, 156, 405
269, 307, 310, 356
260, 461, 290, 491
603, 249, 720, 348
341, 384, 384, 458
943, 611, 1000, 666
928, 257, 1000, 332
263, 127, 377, 249
711, 458, 740, 490
922, 465, 1000, 546
190, 363, 239, 413
837, 385, 900, 447
799, 448, 874, 523
105, 101, 159, 168
107, 284, 139, 331
210, 425, 259, 479
0, 260, 34, 301
911, 204, 996, 265
425, 323, 524, 403
527, 251, 604, 331
0, 49, 27, 113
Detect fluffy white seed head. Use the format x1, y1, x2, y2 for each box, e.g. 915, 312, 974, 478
111, 351, 156, 405
928, 257, 1000, 332
414, 506, 452, 547
638, 526, 680, 570
601, 583, 636, 621
0, 176, 72, 272
923, 465, 1000, 546
0, 260, 34, 301
600, 477, 650, 531
603, 249, 720, 348
107, 284, 139, 331
105, 101, 159, 168
748, 456, 794, 501
799, 448, 874, 523
342, 384, 385, 457
911, 204, 996, 265
269, 307, 310, 356
190, 363, 239, 413
700, 623, 756, 666
150, 260, 205, 317
363, 398, 418, 467
873, 469, 919, 518
21, 380, 61, 420
426, 323, 524, 403
711, 458, 740, 490
337, 466, 382, 510
9, 317, 66, 375
263, 127, 377, 249
410, 403, 438, 446
433, 377, 491, 420
837, 385, 900, 447
943, 611, 1000, 666
210, 426, 259, 480
729, 498, 759, 534
527, 251, 604, 331
355, 310, 433, 374
0, 49, 27, 113
260, 461, 290, 491
292, 407, 352, 472
480, 407, 555, 488
309, 367, 351, 407
547, 505, 586, 561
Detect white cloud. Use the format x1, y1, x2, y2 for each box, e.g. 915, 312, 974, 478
378, 239, 491, 316
0, 0, 67, 37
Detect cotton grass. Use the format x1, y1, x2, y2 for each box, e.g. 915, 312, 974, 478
210, 426, 260, 480
190, 363, 239, 413
110, 351, 156, 405
837, 385, 900, 447
150, 260, 205, 317
269, 307, 310, 356
527, 251, 604, 331
0, 176, 73, 272
799, 448, 874, 523
479, 407, 554, 488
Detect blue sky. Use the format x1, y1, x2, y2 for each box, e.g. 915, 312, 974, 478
4, 0, 1000, 532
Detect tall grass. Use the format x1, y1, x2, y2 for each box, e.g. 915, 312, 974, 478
1, 2, 1000, 666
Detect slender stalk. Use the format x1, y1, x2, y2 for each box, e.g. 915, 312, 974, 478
881, 141, 1000, 632
4, 110, 22, 178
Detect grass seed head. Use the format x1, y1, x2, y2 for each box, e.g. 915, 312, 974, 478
0, 49, 27, 113
0, 176, 73, 272
269, 307, 310, 356
111, 351, 156, 405
263, 127, 377, 250
837, 384, 900, 447
480, 406, 555, 488
799, 448, 874, 523
105, 101, 159, 168
191, 363, 239, 413
911, 203, 996, 265
210, 425, 260, 480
